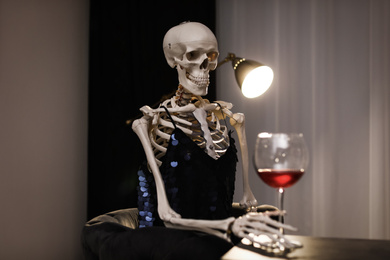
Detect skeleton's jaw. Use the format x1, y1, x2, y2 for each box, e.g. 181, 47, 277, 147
177, 66, 209, 96
186, 72, 210, 89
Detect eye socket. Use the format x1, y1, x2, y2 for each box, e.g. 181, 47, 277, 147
186, 51, 200, 61
186, 51, 219, 61
207, 52, 218, 62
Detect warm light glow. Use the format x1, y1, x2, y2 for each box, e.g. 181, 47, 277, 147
258, 132, 272, 138
241, 66, 274, 98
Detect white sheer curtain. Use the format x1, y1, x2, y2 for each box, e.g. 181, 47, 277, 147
216, 0, 390, 239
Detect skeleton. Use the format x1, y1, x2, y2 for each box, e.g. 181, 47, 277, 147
132, 22, 298, 248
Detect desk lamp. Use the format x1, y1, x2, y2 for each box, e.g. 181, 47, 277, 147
218, 53, 274, 98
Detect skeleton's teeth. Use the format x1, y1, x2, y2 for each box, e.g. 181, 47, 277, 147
187, 73, 210, 86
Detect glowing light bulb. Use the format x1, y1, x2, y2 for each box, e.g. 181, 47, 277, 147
241, 66, 274, 98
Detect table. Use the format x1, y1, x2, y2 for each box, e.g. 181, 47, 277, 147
222, 235, 390, 259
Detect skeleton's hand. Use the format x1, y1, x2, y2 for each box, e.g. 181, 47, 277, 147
231, 212, 298, 249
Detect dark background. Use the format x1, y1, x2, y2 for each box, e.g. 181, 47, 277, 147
88, 0, 217, 219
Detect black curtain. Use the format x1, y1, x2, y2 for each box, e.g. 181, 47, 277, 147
88, 0, 217, 219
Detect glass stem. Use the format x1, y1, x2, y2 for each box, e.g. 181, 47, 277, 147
278, 187, 285, 234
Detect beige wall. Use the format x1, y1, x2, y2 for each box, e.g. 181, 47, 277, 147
217, 0, 390, 239
0, 0, 89, 259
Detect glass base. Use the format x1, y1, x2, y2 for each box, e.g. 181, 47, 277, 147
241, 234, 303, 256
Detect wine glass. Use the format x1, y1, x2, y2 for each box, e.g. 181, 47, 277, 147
254, 133, 309, 233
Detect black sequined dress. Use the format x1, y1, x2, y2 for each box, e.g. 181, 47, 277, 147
137, 122, 238, 228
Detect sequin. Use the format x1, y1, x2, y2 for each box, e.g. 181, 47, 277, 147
170, 187, 178, 194
137, 128, 238, 227
184, 153, 191, 161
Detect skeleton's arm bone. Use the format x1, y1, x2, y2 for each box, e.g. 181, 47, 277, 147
132, 117, 180, 221
226, 110, 258, 208
166, 217, 235, 240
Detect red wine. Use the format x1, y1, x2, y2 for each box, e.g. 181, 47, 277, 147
257, 169, 304, 188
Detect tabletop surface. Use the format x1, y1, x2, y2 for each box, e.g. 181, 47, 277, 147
222, 235, 390, 260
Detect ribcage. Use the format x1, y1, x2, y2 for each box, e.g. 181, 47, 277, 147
150, 107, 230, 166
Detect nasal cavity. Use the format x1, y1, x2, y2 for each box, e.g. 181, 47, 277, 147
200, 58, 209, 69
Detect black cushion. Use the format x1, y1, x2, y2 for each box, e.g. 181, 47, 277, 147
81, 208, 233, 260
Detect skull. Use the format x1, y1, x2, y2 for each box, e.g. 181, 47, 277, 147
163, 22, 219, 96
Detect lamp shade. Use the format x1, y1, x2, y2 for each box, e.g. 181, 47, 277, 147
232, 57, 274, 98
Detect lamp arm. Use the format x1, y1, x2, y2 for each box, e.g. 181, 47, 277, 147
217, 53, 236, 68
